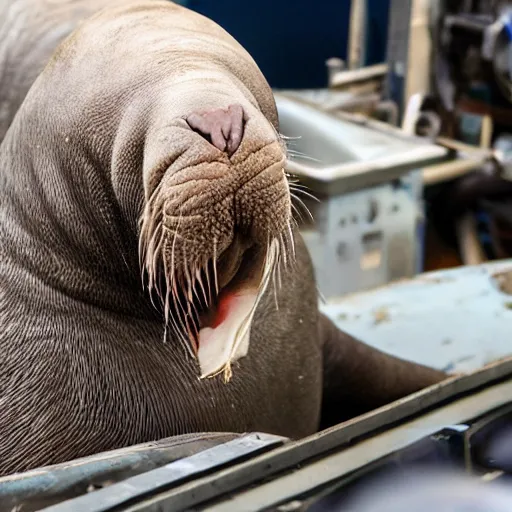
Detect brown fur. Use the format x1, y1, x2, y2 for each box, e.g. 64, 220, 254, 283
0, 1, 446, 476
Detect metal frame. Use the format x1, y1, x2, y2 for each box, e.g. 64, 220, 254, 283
39, 434, 285, 512
34, 357, 512, 511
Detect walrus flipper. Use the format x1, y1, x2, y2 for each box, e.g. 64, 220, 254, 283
319, 313, 447, 429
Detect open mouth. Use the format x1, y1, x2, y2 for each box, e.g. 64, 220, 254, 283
195, 241, 269, 380
156, 236, 280, 381
197, 239, 261, 328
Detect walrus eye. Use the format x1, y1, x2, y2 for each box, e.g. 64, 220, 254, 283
186, 104, 245, 156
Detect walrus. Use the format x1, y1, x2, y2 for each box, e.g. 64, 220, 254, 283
0, 0, 447, 476
0, 0, 142, 143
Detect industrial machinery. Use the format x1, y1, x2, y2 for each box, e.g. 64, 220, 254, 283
433, 1, 512, 130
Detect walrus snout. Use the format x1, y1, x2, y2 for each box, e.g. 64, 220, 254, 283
139, 98, 292, 376
186, 104, 245, 156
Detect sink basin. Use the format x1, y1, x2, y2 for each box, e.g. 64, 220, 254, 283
274, 93, 448, 196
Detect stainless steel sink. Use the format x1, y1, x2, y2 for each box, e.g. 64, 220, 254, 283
274, 93, 448, 196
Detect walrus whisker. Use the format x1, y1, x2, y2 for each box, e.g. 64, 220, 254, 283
170, 231, 178, 286
205, 258, 213, 305
183, 293, 199, 352
138, 209, 153, 282
288, 181, 318, 197
150, 229, 164, 295
291, 194, 313, 220
169, 282, 189, 348
176, 308, 197, 359
290, 193, 314, 223
184, 264, 193, 304
213, 238, 219, 295
283, 139, 303, 148
189, 262, 199, 303
272, 266, 279, 310
287, 223, 296, 263
286, 151, 322, 164
284, 232, 293, 272
164, 286, 192, 358
146, 178, 165, 209
290, 202, 305, 224
173, 274, 195, 351
155, 206, 201, 355
287, 180, 309, 189
195, 266, 209, 307
279, 232, 288, 271
271, 239, 284, 311
185, 262, 202, 332
148, 286, 159, 312
202, 261, 212, 306
279, 133, 302, 141
164, 282, 171, 326
146, 209, 163, 246
153, 239, 164, 292
151, 238, 166, 305
183, 260, 202, 338
169, 207, 183, 299
146, 216, 162, 255
140, 195, 166, 294
289, 185, 319, 203
285, 171, 299, 180
191, 260, 208, 309
286, 152, 317, 162
276, 238, 284, 290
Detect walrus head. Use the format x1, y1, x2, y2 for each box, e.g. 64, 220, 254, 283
8, 0, 298, 382
138, 95, 294, 381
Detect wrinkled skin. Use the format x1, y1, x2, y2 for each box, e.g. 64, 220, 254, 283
0, 1, 447, 476
0, 0, 144, 143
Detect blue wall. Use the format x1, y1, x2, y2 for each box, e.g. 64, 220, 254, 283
185, 0, 390, 89
366, 0, 391, 67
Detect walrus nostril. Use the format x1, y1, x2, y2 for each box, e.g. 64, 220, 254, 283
186, 104, 245, 156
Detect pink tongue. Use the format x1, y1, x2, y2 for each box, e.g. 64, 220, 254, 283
211, 291, 234, 328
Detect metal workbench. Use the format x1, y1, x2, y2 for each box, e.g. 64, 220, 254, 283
322, 259, 512, 373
